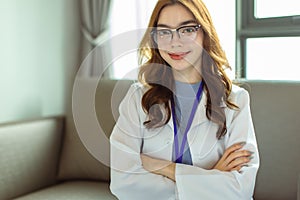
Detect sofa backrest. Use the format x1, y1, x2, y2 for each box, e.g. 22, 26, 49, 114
58, 78, 300, 199
239, 80, 300, 200
0, 117, 64, 200
57, 78, 134, 182
95, 79, 135, 140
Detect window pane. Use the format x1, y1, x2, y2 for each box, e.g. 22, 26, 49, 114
255, 0, 300, 18
246, 37, 300, 80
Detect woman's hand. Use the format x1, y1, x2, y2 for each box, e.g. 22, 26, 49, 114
213, 142, 253, 172
141, 154, 176, 182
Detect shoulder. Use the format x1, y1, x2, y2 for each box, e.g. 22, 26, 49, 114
121, 82, 148, 103
230, 84, 249, 97
228, 84, 250, 107
127, 82, 148, 95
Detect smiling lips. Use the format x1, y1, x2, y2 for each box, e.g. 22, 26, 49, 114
168, 51, 190, 60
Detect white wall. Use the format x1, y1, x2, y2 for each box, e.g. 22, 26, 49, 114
0, 0, 80, 123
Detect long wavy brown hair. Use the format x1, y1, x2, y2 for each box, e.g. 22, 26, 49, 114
138, 0, 237, 139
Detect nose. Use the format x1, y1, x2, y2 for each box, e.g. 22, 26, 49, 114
170, 31, 182, 47
172, 31, 181, 40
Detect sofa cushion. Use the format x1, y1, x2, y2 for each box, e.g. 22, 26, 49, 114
0, 117, 63, 200
240, 80, 300, 200
14, 181, 117, 200
58, 78, 133, 181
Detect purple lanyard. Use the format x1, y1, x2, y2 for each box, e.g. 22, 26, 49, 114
171, 81, 204, 163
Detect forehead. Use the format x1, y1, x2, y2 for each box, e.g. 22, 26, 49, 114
157, 4, 196, 27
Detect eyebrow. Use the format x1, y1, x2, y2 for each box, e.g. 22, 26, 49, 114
157, 20, 198, 28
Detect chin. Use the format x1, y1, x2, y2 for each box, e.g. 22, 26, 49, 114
169, 59, 198, 69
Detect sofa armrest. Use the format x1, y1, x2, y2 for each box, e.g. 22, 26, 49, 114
0, 117, 64, 199
298, 175, 300, 200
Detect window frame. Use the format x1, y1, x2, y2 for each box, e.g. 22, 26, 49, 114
236, 0, 300, 78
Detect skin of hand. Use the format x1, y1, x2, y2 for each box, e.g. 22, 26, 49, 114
212, 142, 253, 171
141, 142, 252, 182
140, 154, 176, 182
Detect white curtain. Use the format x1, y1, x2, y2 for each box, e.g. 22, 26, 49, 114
78, 0, 112, 77
109, 0, 157, 79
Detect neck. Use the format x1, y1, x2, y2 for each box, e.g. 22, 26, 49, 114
173, 68, 202, 84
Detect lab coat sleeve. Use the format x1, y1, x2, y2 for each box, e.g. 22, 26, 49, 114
110, 84, 176, 200
175, 88, 259, 200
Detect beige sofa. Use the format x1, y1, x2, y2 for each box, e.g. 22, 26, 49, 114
0, 79, 299, 200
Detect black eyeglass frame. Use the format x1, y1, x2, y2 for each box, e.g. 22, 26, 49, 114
151, 24, 202, 44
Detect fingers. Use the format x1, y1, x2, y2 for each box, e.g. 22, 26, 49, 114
230, 164, 245, 172
222, 142, 246, 160
220, 142, 246, 166
213, 142, 254, 172
227, 155, 251, 169
226, 150, 252, 165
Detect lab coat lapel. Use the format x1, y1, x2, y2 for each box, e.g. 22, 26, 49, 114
188, 91, 227, 160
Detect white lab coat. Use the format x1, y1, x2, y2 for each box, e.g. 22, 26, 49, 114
110, 82, 259, 200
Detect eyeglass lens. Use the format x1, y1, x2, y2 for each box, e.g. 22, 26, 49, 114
153, 25, 200, 44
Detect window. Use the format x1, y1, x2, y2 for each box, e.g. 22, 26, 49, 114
236, 0, 300, 80
109, 0, 236, 80
247, 37, 300, 80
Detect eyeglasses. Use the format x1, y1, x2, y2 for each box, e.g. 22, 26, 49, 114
151, 24, 201, 45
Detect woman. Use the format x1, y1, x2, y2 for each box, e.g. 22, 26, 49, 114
110, 0, 259, 199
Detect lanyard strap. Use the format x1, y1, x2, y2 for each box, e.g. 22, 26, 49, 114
171, 81, 204, 163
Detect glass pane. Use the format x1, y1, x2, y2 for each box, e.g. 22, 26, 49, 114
255, 0, 300, 18
246, 37, 300, 80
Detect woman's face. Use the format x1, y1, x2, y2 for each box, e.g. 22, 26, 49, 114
155, 4, 204, 82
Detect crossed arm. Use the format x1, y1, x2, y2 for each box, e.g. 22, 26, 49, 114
141, 142, 253, 182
